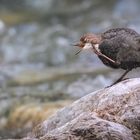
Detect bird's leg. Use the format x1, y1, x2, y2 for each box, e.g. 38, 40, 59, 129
110, 69, 131, 86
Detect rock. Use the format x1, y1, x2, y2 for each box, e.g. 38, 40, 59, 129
27, 78, 140, 140
1, 100, 72, 139
6, 100, 72, 130
34, 113, 133, 140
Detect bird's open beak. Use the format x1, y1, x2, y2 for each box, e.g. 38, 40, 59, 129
73, 43, 83, 55
73, 43, 81, 47
74, 42, 93, 55
75, 49, 82, 55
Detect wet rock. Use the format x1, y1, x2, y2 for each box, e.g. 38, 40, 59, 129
30, 78, 140, 140
1, 100, 72, 139
7, 100, 72, 128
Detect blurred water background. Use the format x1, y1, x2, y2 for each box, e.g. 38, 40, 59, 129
0, 0, 140, 139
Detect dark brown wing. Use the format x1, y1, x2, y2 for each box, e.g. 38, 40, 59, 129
116, 36, 140, 69
98, 37, 122, 68
99, 28, 140, 69
102, 28, 139, 40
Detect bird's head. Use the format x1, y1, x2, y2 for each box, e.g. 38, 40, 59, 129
74, 33, 101, 55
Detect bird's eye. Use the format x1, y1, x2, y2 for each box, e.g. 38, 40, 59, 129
84, 38, 89, 43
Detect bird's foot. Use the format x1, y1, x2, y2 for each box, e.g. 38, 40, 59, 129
106, 78, 130, 88
106, 69, 131, 88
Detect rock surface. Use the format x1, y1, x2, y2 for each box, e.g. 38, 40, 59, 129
23, 78, 140, 140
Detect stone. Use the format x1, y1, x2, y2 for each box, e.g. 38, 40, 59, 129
27, 78, 140, 140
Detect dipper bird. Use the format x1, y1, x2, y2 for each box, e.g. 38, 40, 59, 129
75, 28, 140, 85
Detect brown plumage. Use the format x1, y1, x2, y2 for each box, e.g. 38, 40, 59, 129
75, 28, 140, 85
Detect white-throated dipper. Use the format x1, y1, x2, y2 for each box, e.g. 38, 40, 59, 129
75, 28, 140, 86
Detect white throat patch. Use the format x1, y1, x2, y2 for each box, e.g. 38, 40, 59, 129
94, 44, 100, 52
83, 43, 93, 50
83, 43, 100, 52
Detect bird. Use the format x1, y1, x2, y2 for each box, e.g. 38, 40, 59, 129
74, 28, 140, 86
